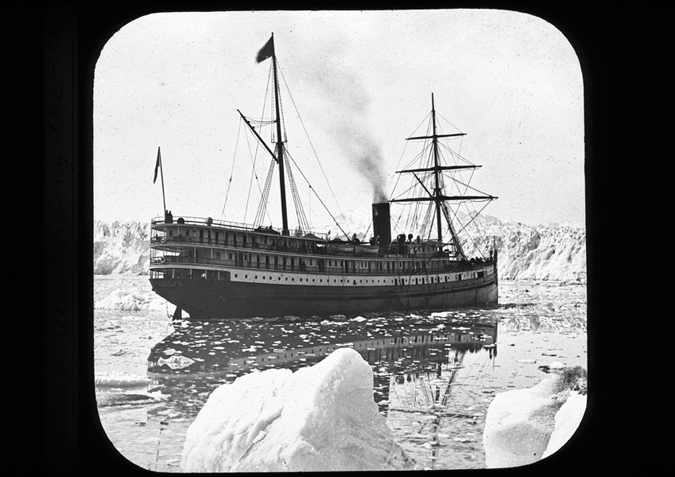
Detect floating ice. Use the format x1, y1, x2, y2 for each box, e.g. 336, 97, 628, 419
94, 374, 150, 388
181, 347, 413, 472
482, 367, 586, 468
541, 391, 586, 458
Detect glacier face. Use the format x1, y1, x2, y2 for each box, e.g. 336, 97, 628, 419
93, 219, 585, 283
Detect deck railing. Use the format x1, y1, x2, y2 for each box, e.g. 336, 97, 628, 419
150, 215, 330, 240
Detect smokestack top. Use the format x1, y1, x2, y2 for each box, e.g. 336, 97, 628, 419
372, 202, 391, 250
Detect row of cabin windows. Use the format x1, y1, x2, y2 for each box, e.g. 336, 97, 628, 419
198, 249, 435, 272
230, 273, 474, 284
155, 267, 483, 283
164, 228, 317, 250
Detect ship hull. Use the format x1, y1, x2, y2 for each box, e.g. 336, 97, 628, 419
150, 271, 498, 320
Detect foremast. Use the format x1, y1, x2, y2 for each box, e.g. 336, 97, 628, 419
240, 33, 291, 236
270, 36, 290, 236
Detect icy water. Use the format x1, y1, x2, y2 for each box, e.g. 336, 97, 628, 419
94, 276, 587, 472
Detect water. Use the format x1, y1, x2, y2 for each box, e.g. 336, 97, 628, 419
94, 276, 587, 472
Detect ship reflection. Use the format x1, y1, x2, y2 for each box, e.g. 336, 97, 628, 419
146, 316, 497, 417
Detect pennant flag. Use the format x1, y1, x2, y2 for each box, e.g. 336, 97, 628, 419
153, 147, 162, 184
256, 35, 275, 63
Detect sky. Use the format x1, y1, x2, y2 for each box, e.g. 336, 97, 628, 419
93, 9, 585, 231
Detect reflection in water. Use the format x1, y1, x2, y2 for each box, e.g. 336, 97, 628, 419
145, 315, 498, 419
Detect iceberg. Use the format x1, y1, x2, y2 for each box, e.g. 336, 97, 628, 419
482, 365, 586, 468
541, 390, 586, 458
181, 347, 413, 472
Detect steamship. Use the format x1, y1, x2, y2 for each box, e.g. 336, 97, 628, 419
148, 34, 498, 320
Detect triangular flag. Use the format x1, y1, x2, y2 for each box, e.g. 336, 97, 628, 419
153, 147, 162, 184
256, 35, 275, 63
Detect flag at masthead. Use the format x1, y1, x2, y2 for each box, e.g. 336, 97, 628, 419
256, 34, 275, 63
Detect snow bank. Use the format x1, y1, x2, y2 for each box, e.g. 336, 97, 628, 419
482, 370, 586, 468
181, 347, 413, 472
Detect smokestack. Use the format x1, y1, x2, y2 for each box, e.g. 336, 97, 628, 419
372, 202, 391, 252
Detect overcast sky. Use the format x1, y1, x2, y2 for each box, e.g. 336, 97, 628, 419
94, 9, 584, 230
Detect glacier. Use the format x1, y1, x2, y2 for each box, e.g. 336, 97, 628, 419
93, 218, 586, 283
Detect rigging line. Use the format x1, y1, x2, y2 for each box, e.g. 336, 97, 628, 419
277, 64, 346, 222
285, 152, 350, 240
247, 65, 277, 226
221, 119, 243, 219
388, 111, 431, 197
435, 111, 465, 138
442, 174, 494, 199
445, 203, 489, 258
242, 122, 259, 224
284, 152, 311, 233
245, 64, 273, 225
451, 200, 491, 239
437, 141, 472, 164
253, 157, 276, 227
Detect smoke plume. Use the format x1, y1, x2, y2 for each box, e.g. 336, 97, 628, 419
299, 53, 388, 202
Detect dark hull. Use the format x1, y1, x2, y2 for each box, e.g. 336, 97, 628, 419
150, 273, 498, 320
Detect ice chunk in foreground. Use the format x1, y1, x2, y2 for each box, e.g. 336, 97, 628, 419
181, 347, 413, 472
542, 390, 586, 458
482, 366, 586, 468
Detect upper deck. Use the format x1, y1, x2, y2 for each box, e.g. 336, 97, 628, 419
149, 214, 496, 279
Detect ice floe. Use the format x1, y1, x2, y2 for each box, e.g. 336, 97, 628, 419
180, 348, 413, 472
482, 364, 587, 468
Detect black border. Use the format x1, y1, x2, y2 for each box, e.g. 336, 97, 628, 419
42, 2, 619, 474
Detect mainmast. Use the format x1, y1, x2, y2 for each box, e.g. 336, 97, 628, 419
391, 93, 496, 256
431, 93, 443, 245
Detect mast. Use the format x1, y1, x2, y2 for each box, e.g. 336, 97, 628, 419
270, 35, 290, 236
431, 93, 443, 246
391, 94, 497, 257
